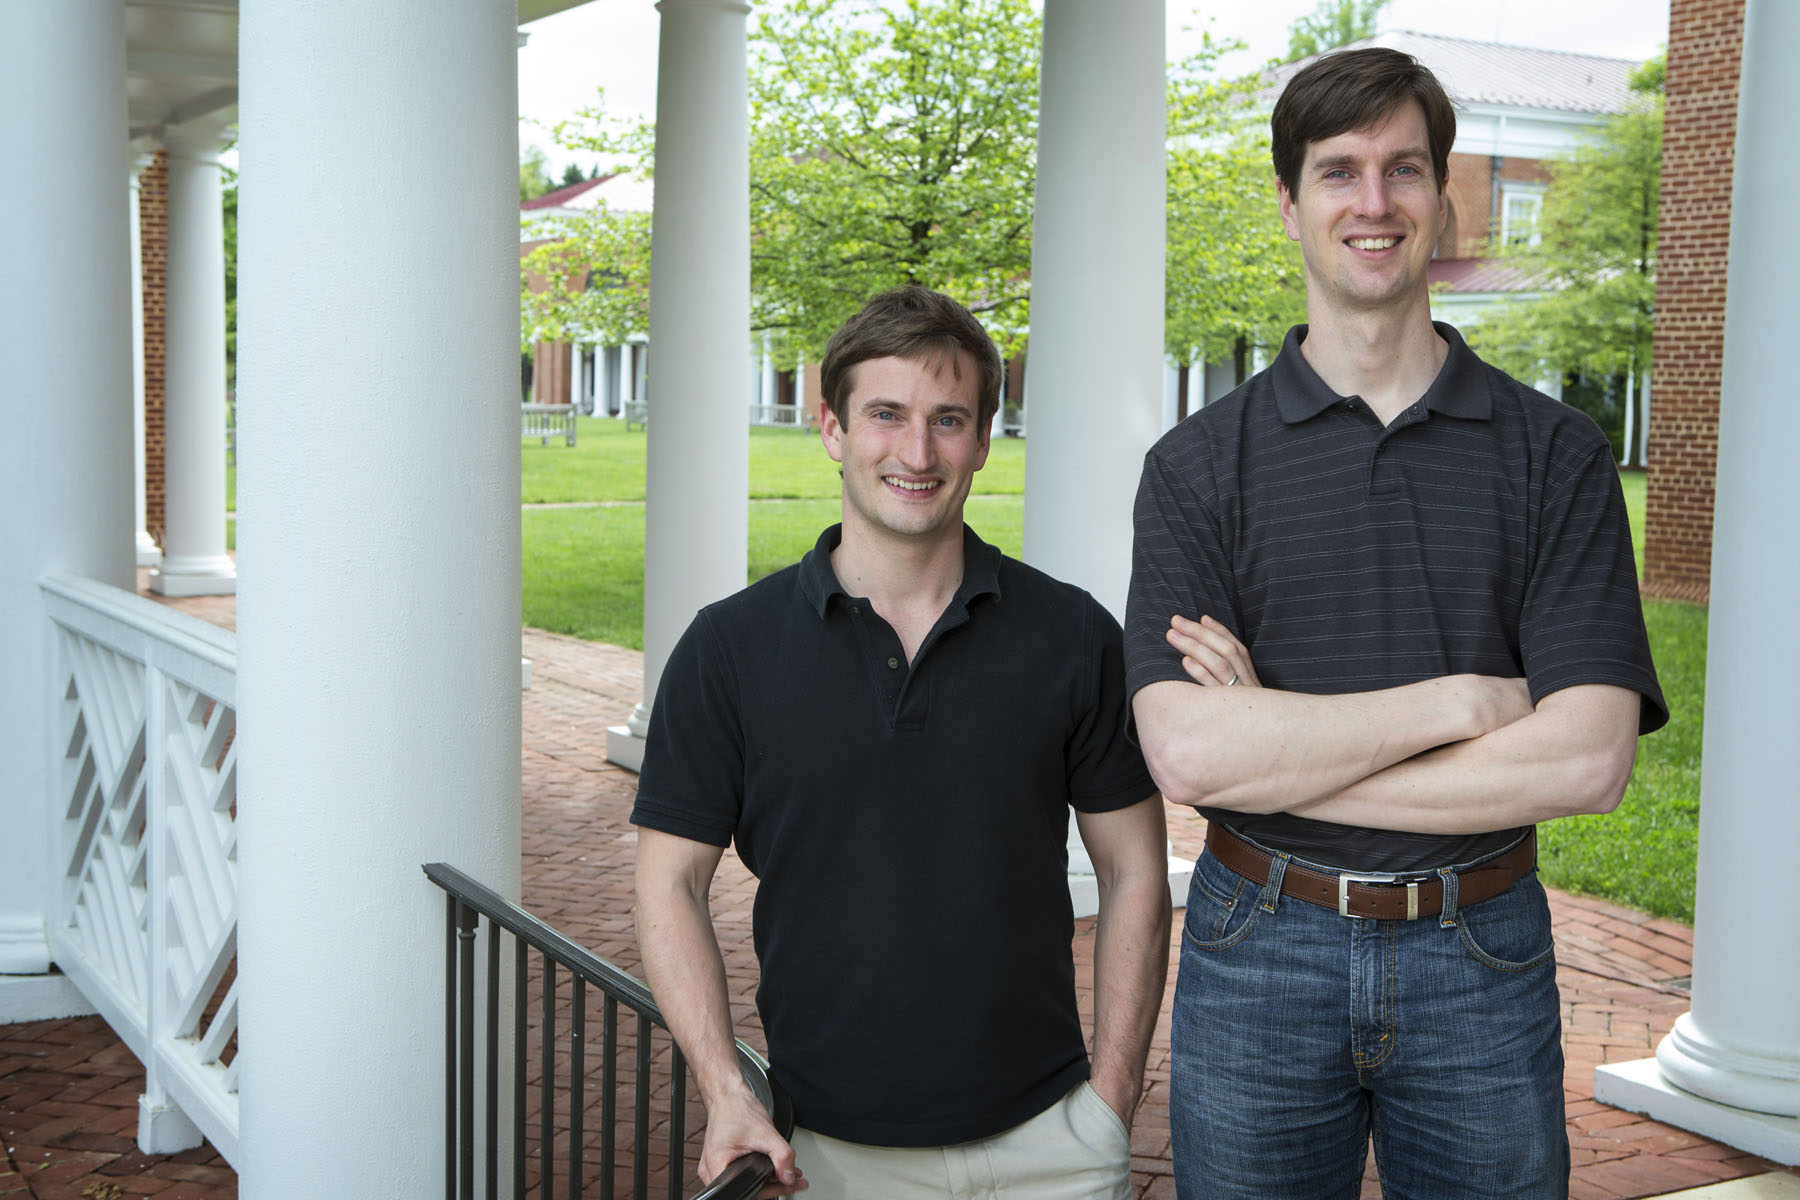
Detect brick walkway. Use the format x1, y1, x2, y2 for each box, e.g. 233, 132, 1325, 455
2, 585, 1793, 1199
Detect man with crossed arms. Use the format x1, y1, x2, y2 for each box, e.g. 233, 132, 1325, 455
1127, 47, 1667, 1200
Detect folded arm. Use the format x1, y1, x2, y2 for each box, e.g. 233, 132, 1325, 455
1075, 794, 1171, 1129
635, 829, 805, 1195
1133, 669, 1532, 814
1147, 614, 1641, 833
1291, 683, 1641, 833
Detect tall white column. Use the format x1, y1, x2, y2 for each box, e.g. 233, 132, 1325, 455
130, 151, 162, 568
1023, 0, 1188, 916
0, 0, 132, 1017
607, 0, 750, 771
1594, 0, 1800, 1165
236, 1, 521, 1193
149, 128, 236, 597
1022, 0, 1165, 620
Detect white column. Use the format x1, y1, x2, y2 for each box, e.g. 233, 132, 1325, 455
130, 151, 162, 568
1022, 0, 1165, 619
1595, 0, 1800, 1165
607, 0, 750, 770
236, 1, 521, 1193
567, 342, 581, 408
149, 128, 236, 597
1023, 0, 1187, 916
0, 0, 132, 1017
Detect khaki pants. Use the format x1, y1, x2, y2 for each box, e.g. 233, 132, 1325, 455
788, 1082, 1132, 1199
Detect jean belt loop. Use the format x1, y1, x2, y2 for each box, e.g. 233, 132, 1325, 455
1259, 852, 1291, 914
1437, 865, 1461, 928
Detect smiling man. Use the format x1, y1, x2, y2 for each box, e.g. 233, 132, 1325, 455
633, 286, 1170, 1198
1125, 49, 1667, 1199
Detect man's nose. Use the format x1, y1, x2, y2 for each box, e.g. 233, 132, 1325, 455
1351, 173, 1393, 218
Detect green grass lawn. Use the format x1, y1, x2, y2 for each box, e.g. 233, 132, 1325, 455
519, 432, 1704, 921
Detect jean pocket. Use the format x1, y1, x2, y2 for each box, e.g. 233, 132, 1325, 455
1457, 875, 1555, 973
1182, 855, 1260, 951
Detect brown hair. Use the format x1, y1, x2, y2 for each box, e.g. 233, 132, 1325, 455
1272, 47, 1457, 197
819, 287, 1003, 431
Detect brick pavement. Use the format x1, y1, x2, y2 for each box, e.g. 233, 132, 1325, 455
1, 587, 1793, 1199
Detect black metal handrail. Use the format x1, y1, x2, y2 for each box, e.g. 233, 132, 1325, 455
424, 862, 793, 1200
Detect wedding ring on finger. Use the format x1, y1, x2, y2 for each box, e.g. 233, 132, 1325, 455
1227, 672, 1239, 686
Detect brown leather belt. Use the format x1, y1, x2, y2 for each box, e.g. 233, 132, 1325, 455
1203, 822, 1537, 920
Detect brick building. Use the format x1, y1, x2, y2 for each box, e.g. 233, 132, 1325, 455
1642, 0, 1746, 604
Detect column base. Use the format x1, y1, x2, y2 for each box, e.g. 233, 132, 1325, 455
1657, 1014, 1800, 1118
148, 561, 237, 596
606, 724, 645, 773
1069, 855, 1193, 918
136, 531, 162, 567
1596, 1057, 1800, 1167
138, 1093, 204, 1155
0, 971, 97, 1024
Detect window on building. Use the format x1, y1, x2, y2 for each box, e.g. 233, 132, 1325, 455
1500, 183, 1546, 248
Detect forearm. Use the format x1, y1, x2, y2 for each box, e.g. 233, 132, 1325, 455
1134, 674, 1529, 813
1088, 867, 1170, 1115
1079, 799, 1172, 1122
1290, 684, 1642, 834
636, 876, 753, 1107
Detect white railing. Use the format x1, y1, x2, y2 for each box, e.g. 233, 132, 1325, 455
41, 572, 240, 1165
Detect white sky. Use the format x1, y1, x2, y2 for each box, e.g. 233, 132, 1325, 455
518, 0, 1670, 174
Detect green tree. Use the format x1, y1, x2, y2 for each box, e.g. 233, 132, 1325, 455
1164, 40, 1306, 377
519, 144, 555, 202
1278, 0, 1389, 64
1464, 55, 1663, 462
748, 0, 1040, 362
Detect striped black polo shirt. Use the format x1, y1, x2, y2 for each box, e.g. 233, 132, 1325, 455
1125, 322, 1667, 872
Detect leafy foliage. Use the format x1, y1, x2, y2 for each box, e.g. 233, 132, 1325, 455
1164, 39, 1305, 367
519, 143, 555, 202
747, 0, 1040, 361
1277, 0, 1390, 64
1464, 56, 1664, 455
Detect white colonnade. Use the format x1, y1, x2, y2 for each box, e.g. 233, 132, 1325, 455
608, 0, 751, 769
0, 0, 134, 1017
1594, 0, 1800, 1165
234, 0, 522, 1192
150, 127, 236, 598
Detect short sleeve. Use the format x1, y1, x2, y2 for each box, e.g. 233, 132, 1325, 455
1519, 440, 1668, 734
1124, 445, 1242, 699
629, 611, 746, 846
1066, 599, 1158, 813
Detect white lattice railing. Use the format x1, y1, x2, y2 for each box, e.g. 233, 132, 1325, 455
42, 572, 240, 1165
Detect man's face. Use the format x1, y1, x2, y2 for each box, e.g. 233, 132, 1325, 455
1277, 99, 1447, 319
820, 352, 990, 545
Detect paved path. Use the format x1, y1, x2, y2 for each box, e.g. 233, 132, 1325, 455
1, 585, 1792, 1199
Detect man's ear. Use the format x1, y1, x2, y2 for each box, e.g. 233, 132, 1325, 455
1277, 179, 1301, 242
819, 402, 845, 464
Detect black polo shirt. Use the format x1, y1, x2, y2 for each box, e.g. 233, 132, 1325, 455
633, 525, 1154, 1147
1126, 323, 1666, 872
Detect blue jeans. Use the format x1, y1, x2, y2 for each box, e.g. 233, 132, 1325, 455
1170, 843, 1568, 1200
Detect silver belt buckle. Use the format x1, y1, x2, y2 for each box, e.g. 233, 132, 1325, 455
1337, 873, 1421, 920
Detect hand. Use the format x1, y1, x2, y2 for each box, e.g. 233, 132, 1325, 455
699, 1089, 806, 1196
1460, 674, 1535, 739
1167, 614, 1260, 689
1087, 1069, 1141, 1133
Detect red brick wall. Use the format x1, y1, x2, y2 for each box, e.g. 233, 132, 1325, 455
140, 151, 168, 549
533, 341, 571, 407
1643, 0, 1745, 604
1439, 153, 1554, 259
